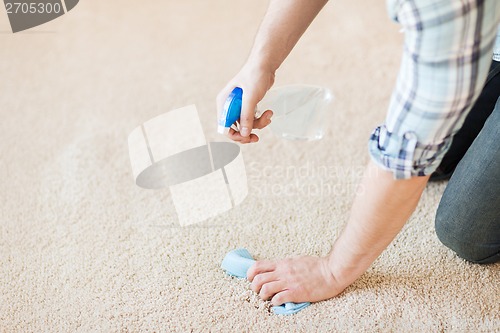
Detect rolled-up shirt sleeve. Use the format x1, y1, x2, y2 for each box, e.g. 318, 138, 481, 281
370, 0, 500, 179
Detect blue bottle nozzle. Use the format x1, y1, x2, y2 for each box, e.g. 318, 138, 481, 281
218, 87, 243, 134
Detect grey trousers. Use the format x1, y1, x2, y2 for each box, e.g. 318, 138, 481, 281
435, 96, 500, 264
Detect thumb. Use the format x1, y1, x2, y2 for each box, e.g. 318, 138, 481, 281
239, 89, 258, 137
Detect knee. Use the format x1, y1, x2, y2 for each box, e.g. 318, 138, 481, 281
435, 206, 494, 264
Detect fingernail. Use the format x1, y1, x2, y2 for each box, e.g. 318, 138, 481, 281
266, 114, 272, 120
241, 127, 250, 137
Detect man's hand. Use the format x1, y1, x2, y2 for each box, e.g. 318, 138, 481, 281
246, 161, 430, 305
247, 256, 347, 305
216, 64, 275, 144
216, 0, 328, 144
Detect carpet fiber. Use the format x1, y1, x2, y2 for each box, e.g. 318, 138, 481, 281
1, 0, 498, 331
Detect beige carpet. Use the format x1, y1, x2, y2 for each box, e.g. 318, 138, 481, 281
1, 0, 498, 332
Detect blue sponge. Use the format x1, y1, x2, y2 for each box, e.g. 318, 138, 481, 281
221, 248, 311, 315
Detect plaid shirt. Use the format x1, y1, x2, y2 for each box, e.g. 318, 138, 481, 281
369, 0, 500, 179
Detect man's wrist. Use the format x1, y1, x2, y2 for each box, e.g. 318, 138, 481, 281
247, 46, 282, 74
326, 242, 372, 289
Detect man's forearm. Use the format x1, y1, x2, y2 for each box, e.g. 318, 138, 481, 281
248, 0, 328, 72
329, 160, 430, 287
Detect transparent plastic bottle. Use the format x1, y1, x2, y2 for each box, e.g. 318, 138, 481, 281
258, 85, 333, 141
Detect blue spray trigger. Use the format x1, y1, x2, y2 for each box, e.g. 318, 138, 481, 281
218, 87, 243, 134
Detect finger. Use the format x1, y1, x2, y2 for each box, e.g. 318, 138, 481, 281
228, 128, 243, 141
259, 281, 286, 301
239, 90, 259, 137
271, 290, 293, 306
253, 110, 273, 130
228, 128, 247, 142
247, 260, 277, 281
228, 129, 259, 144
229, 134, 259, 144
249, 134, 260, 143
250, 272, 278, 293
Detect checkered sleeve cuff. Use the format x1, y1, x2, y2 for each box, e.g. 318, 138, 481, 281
368, 125, 452, 180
